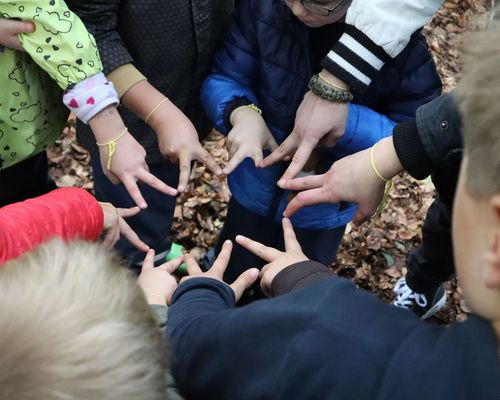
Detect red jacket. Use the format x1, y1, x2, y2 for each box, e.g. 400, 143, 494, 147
0, 188, 103, 264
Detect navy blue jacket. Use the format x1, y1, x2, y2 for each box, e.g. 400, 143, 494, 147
200, 0, 441, 229
167, 262, 500, 400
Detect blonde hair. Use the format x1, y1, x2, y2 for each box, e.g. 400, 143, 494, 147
459, 8, 500, 198
0, 239, 167, 400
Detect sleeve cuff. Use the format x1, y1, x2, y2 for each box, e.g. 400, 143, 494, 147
223, 97, 253, 131
321, 25, 391, 94
393, 120, 433, 180
271, 260, 333, 297
107, 64, 148, 99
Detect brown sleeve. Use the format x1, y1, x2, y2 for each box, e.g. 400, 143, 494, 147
107, 64, 147, 98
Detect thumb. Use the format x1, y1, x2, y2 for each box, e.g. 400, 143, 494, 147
229, 268, 259, 302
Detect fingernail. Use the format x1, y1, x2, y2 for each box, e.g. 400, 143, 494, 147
224, 239, 232, 245
249, 269, 259, 279
282, 211, 288, 217
283, 217, 290, 223
277, 179, 285, 187
177, 186, 184, 193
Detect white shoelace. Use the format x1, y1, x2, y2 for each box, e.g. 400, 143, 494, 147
393, 277, 427, 308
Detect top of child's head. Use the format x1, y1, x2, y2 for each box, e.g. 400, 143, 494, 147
0, 239, 168, 400
283, 0, 352, 27
454, 9, 500, 340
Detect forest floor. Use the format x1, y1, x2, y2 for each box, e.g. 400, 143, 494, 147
48, 0, 491, 324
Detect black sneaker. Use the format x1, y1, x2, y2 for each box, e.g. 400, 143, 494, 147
392, 277, 447, 320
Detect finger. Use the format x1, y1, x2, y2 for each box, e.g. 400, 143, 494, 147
119, 218, 150, 252
283, 187, 332, 217
158, 257, 184, 274
277, 174, 325, 190
230, 268, 259, 302
211, 240, 233, 277
177, 152, 192, 193
281, 218, 302, 253
197, 147, 223, 176
280, 141, 316, 181
261, 135, 298, 167
352, 208, 372, 225
136, 169, 178, 197
121, 175, 148, 209
184, 254, 202, 276
251, 151, 263, 168
116, 206, 141, 218
223, 149, 247, 175
235, 235, 281, 262
141, 249, 156, 272
266, 135, 279, 152
7, 19, 35, 34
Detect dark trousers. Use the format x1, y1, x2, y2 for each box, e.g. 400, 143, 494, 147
405, 163, 459, 293
216, 198, 345, 283
91, 157, 178, 265
0, 151, 56, 207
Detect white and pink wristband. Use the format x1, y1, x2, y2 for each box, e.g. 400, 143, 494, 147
63, 72, 119, 124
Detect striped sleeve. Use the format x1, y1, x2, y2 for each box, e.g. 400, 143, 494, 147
322, 0, 443, 93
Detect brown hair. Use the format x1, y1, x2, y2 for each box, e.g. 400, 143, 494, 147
0, 239, 167, 400
459, 11, 500, 197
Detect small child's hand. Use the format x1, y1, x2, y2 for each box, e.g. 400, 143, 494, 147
99, 202, 149, 252
90, 106, 178, 209
138, 249, 183, 305
236, 218, 308, 296
0, 18, 34, 51
180, 241, 259, 302
224, 108, 278, 175
152, 101, 222, 192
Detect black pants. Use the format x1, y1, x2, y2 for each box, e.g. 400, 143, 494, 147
0, 151, 56, 207
216, 198, 345, 283
405, 163, 459, 293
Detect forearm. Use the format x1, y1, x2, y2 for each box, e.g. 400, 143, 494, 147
323, 0, 443, 92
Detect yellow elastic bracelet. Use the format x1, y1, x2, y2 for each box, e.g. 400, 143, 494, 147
96, 127, 128, 170
370, 143, 393, 218
318, 72, 350, 92
144, 98, 169, 124
229, 104, 262, 125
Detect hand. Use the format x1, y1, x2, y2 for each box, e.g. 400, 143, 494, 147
261, 71, 349, 181
99, 202, 150, 252
223, 108, 278, 175
236, 218, 308, 296
90, 106, 178, 209
153, 101, 222, 192
0, 19, 34, 51
279, 136, 403, 223
138, 249, 183, 305
181, 240, 259, 302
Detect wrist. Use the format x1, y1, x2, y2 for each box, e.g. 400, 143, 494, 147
319, 69, 349, 91
230, 106, 263, 126
371, 137, 403, 180
143, 291, 167, 306
89, 106, 127, 142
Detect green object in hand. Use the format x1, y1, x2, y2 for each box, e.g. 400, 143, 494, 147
166, 242, 187, 275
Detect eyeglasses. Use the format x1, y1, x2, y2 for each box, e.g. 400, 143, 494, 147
284, 0, 348, 17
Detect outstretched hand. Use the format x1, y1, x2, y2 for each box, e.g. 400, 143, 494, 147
138, 249, 184, 305
279, 137, 403, 224
260, 71, 349, 180
236, 218, 308, 296
181, 240, 259, 302
100, 202, 149, 252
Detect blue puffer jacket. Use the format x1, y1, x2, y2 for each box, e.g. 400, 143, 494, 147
200, 0, 441, 229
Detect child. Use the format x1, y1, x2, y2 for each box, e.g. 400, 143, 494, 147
0, 187, 148, 264
0, 238, 184, 400
167, 62, 500, 393
200, 0, 442, 282
0, 0, 176, 209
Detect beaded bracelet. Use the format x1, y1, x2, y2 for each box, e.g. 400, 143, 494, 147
308, 74, 354, 103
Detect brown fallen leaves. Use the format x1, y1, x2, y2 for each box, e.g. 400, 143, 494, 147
47, 0, 490, 325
